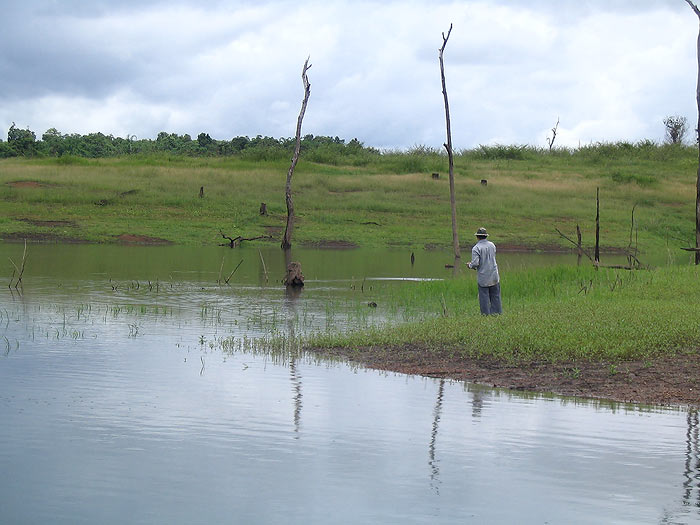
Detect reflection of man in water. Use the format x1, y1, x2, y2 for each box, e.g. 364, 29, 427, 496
467, 227, 502, 315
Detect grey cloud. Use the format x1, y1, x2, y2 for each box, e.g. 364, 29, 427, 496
0, 0, 697, 148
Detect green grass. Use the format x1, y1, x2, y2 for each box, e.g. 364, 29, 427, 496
308, 264, 700, 363
0, 142, 696, 252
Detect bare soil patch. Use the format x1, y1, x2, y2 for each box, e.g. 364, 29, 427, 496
302, 240, 359, 249
312, 344, 700, 408
263, 225, 283, 236
116, 234, 173, 245
8, 181, 46, 188
1, 232, 88, 243
18, 218, 78, 228
497, 243, 569, 253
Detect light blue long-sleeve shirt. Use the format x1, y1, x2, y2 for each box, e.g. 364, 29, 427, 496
468, 239, 500, 287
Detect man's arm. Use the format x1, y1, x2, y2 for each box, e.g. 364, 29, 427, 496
467, 245, 480, 269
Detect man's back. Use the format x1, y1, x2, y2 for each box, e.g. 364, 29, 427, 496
470, 239, 499, 287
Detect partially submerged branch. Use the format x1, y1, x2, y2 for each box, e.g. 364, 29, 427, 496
8, 240, 27, 290
555, 227, 594, 262
556, 199, 647, 271
219, 230, 273, 248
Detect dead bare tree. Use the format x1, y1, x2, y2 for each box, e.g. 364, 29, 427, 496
439, 24, 460, 259
595, 187, 600, 266
557, 199, 645, 271
546, 117, 560, 151
685, 0, 700, 264
281, 57, 312, 250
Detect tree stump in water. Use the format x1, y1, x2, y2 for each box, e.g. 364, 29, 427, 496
284, 261, 304, 287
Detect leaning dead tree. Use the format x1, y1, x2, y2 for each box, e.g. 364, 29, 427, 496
281, 57, 312, 250
685, 0, 700, 264
547, 117, 559, 152
439, 24, 460, 259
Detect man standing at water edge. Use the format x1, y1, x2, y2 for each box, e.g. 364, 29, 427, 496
467, 227, 502, 315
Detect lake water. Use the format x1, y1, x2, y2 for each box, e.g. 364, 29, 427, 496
0, 244, 698, 524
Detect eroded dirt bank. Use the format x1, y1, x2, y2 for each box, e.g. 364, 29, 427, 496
311, 344, 700, 408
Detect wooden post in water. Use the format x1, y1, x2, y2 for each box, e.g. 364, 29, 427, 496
576, 224, 582, 266
284, 261, 305, 287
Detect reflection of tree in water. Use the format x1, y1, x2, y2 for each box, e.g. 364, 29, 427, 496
471, 389, 484, 419
283, 251, 303, 436
664, 411, 700, 523
429, 379, 445, 494
684, 410, 700, 508
290, 357, 302, 435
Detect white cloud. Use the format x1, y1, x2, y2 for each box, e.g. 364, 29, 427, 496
1, 0, 699, 148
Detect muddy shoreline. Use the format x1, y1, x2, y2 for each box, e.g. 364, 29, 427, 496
311, 344, 700, 408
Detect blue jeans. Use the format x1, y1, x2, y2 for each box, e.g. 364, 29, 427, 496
478, 283, 502, 315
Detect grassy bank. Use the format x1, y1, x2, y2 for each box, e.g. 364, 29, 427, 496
309, 264, 700, 364
0, 142, 697, 252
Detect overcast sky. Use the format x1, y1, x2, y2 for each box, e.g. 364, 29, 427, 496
1, 0, 699, 149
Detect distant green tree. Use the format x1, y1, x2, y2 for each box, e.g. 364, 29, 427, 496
197, 132, 213, 148
42, 128, 66, 156
8, 123, 37, 156
81, 132, 117, 157
229, 136, 250, 152
0, 139, 14, 158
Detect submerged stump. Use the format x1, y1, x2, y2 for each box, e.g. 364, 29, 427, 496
284, 261, 305, 287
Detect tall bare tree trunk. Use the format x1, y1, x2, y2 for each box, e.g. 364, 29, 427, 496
439, 24, 460, 259
595, 187, 600, 266
686, 0, 700, 264
282, 57, 311, 250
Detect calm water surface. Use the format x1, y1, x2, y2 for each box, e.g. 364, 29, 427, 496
0, 244, 698, 524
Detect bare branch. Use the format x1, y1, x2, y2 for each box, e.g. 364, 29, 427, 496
219, 230, 272, 248
440, 23, 453, 53
224, 259, 244, 284
546, 117, 559, 151
686, 0, 700, 18
7, 240, 27, 289
555, 228, 594, 262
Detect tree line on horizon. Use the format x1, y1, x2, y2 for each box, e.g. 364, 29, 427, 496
0, 122, 696, 163
0, 122, 374, 160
